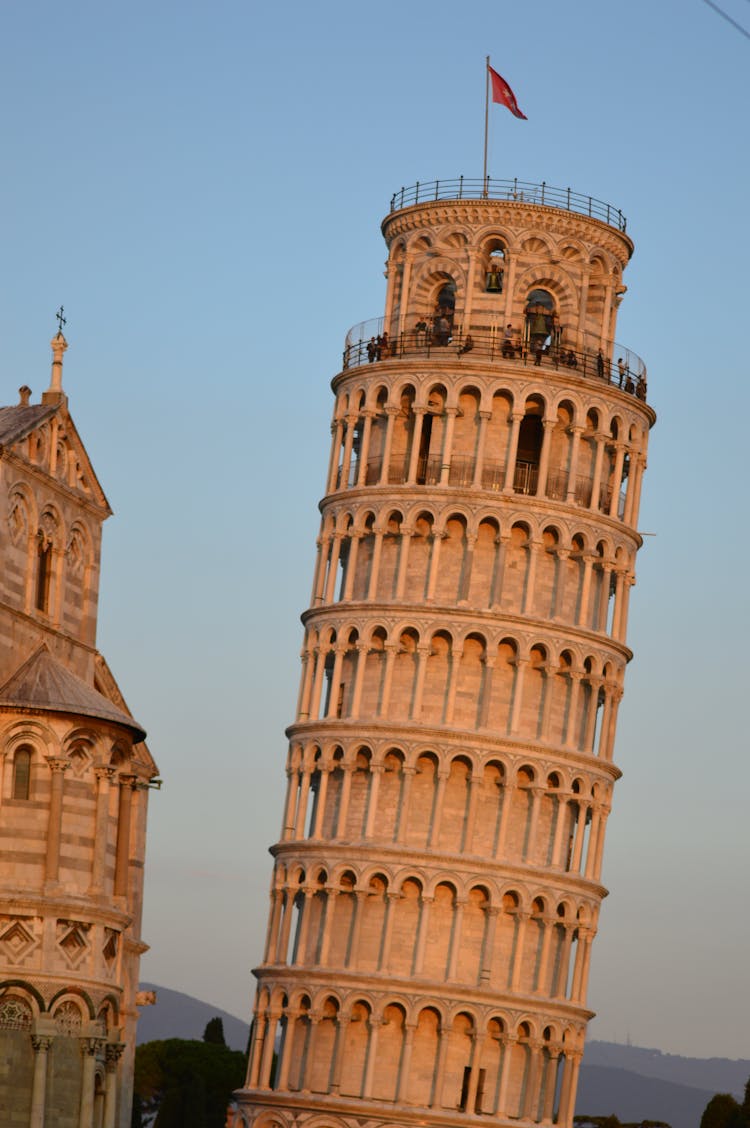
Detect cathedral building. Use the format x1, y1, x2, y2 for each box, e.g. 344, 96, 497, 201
236, 178, 655, 1128
0, 330, 157, 1128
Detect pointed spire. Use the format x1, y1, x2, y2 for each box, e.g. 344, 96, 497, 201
43, 307, 68, 405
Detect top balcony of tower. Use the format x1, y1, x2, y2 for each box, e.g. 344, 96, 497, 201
387, 177, 628, 232
338, 176, 646, 400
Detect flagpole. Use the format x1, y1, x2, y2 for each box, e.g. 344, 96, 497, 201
482, 56, 490, 197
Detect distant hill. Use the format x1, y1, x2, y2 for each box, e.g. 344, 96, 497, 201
578, 1041, 750, 1128
578, 1063, 717, 1128
135, 986, 750, 1128
583, 1040, 750, 1097
136, 983, 250, 1052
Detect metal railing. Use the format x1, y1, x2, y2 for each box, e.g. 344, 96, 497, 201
343, 321, 647, 399
388, 178, 627, 232
341, 456, 627, 518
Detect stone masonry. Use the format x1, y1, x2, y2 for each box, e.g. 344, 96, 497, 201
235, 179, 655, 1128
0, 333, 158, 1128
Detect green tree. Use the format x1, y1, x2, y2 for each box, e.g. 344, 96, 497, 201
700, 1093, 744, 1128
742, 1078, 750, 1123
134, 1037, 246, 1128
130, 1092, 143, 1128
203, 1017, 226, 1046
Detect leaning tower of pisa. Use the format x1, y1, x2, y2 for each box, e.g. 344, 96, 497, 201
236, 178, 655, 1128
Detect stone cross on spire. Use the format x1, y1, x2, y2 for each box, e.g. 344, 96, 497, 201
44, 307, 69, 405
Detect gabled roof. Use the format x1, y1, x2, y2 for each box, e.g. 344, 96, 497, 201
0, 399, 111, 514
0, 644, 146, 741
0, 403, 59, 446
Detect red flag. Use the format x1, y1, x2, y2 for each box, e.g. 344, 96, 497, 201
488, 65, 527, 120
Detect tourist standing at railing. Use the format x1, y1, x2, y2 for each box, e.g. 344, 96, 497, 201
617, 358, 627, 387
597, 349, 605, 379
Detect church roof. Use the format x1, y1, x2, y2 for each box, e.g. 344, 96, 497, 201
0, 403, 59, 446
0, 645, 146, 741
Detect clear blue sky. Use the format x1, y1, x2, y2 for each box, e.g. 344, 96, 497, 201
1, 0, 747, 1059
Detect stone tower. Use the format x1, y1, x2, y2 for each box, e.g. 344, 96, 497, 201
236, 178, 654, 1128
0, 332, 158, 1128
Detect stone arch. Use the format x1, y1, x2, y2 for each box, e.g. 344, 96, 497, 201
483, 388, 513, 489
421, 628, 452, 725
389, 876, 423, 977
423, 880, 457, 981
358, 625, 387, 720
486, 636, 518, 733
7, 482, 34, 549
339, 998, 371, 1098
433, 512, 468, 604
377, 508, 404, 602
372, 1001, 406, 1101
491, 890, 521, 991
502, 522, 530, 610
453, 633, 486, 731
408, 1005, 441, 1106
438, 754, 473, 854
406, 750, 438, 849
457, 884, 490, 984
468, 515, 500, 607
410, 257, 467, 329
403, 508, 434, 601
357, 874, 389, 972
524, 641, 549, 743
375, 746, 405, 842
442, 1010, 475, 1112
328, 870, 357, 968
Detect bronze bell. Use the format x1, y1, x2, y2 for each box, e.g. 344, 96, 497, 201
486, 267, 503, 293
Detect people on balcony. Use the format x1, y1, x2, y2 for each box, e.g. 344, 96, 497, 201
617, 358, 627, 387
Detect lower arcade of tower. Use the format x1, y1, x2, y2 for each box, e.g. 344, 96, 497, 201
246, 989, 584, 1126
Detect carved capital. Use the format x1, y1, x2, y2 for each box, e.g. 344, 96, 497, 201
80, 1036, 105, 1058
105, 1043, 125, 1070
45, 757, 70, 775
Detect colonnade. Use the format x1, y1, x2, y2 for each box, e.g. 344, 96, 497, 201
263, 870, 597, 1003
312, 512, 634, 641
279, 749, 611, 879
247, 992, 584, 1126
26, 1034, 122, 1128
296, 630, 622, 761
0, 990, 124, 1128
326, 392, 646, 534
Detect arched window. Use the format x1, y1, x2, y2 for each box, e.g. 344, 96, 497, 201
525, 289, 556, 352
434, 281, 456, 344
514, 413, 544, 494
12, 747, 31, 800
35, 534, 52, 612
486, 245, 506, 293
0, 995, 32, 1030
